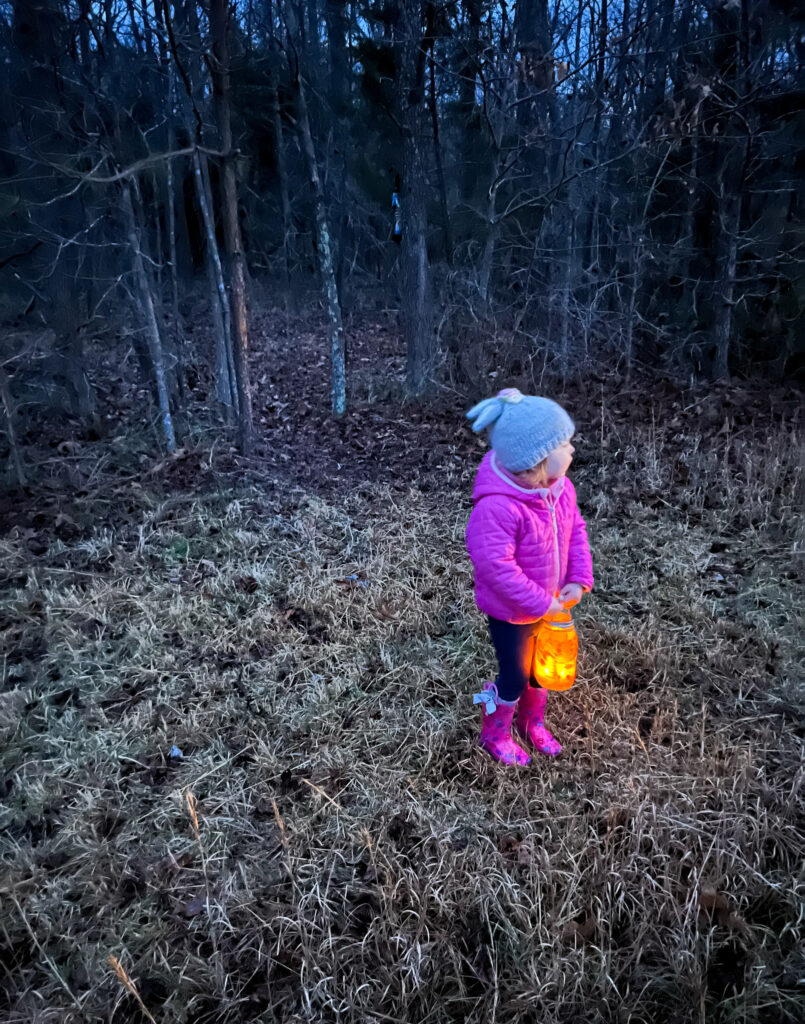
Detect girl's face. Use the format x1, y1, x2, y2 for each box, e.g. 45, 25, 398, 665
545, 438, 575, 481
516, 439, 575, 487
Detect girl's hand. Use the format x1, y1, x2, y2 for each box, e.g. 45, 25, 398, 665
559, 583, 584, 609
547, 596, 565, 616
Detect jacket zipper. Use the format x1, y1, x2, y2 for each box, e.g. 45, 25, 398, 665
548, 495, 560, 596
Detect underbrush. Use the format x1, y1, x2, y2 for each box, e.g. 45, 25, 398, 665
1, 410, 802, 1024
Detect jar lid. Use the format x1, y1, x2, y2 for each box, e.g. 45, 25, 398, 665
545, 616, 575, 630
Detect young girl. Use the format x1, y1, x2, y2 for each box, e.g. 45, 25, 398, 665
465, 388, 594, 765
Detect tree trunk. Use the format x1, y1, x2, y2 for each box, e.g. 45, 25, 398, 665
78, 0, 91, 64
428, 33, 451, 263
151, 168, 164, 294
396, 0, 432, 396
165, 82, 183, 400
478, 186, 499, 303
711, 190, 740, 381
203, 153, 239, 405
210, 0, 254, 453
513, 0, 554, 184
193, 149, 237, 412
325, 0, 348, 114
324, 1, 350, 301
122, 180, 177, 453
296, 70, 347, 415
306, 0, 319, 68
558, 214, 579, 377
624, 229, 640, 381
164, 159, 182, 397
269, 58, 294, 311
686, 0, 745, 380
458, 0, 482, 205
0, 362, 25, 486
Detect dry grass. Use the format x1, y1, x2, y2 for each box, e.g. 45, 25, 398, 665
1, 410, 803, 1024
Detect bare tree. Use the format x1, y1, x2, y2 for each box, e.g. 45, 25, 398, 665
122, 179, 177, 452
210, 0, 255, 448
395, 0, 434, 396
287, 2, 348, 415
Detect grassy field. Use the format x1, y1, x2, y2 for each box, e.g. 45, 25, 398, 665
1, 383, 803, 1023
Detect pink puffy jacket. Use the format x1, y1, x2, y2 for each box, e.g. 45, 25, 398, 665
466, 452, 594, 624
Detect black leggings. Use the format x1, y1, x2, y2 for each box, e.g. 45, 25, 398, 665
487, 616, 540, 702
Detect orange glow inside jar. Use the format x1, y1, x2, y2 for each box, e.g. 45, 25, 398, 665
532, 611, 578, 691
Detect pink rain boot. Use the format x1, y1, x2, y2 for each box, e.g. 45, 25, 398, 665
515, 684, 562, 757
473, 682, 531, 766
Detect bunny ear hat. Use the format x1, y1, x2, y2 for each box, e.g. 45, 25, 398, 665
467, 388, 575, 473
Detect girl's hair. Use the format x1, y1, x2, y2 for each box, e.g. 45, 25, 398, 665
515, 456, 549, 486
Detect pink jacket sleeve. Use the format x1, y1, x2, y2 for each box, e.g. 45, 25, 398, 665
565, 503, 594, 591
466, 497, 554, 620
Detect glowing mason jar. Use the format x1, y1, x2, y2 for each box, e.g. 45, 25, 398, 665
532, 611, 578, 691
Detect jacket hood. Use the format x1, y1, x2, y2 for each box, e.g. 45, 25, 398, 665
472, 451, 566, 506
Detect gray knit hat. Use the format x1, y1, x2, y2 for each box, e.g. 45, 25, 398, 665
466, 388, 575, 472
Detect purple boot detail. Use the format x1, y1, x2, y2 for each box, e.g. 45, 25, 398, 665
473, 682, 531, 766
515, 684, 562, 757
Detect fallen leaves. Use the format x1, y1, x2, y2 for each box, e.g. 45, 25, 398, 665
374, 597, 407, 621
497, 834, 535, 865
697, 884, 748, 934
561, 913, 597, 945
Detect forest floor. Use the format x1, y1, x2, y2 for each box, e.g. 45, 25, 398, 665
0, 306, 803, 1024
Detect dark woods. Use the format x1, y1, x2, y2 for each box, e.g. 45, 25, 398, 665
0, 1, 802, 471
